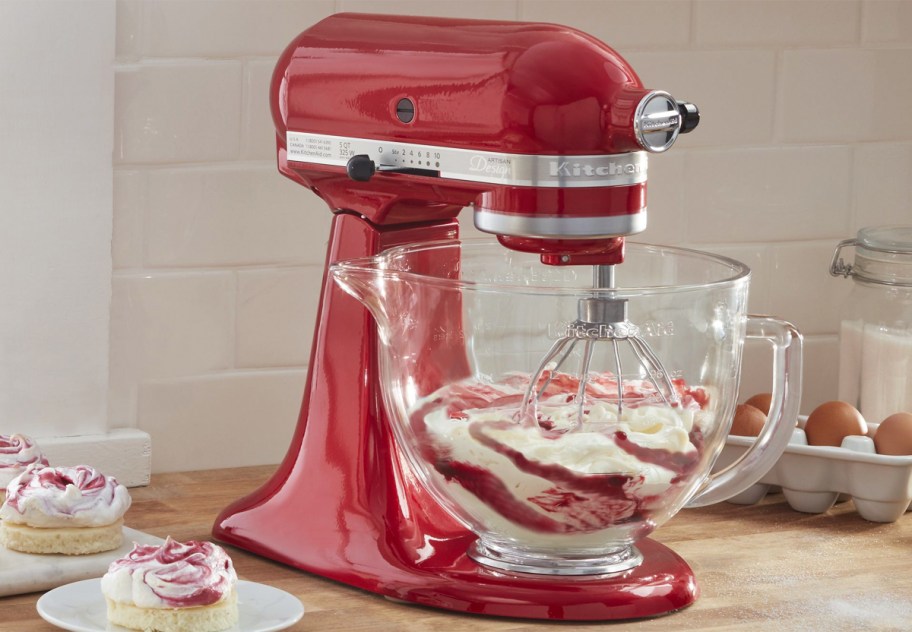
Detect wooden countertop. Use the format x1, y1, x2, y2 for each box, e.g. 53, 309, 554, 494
2, 465, 910, 631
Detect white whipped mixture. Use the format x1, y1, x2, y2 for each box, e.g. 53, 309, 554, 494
425, 394, 701, 497
0, 434, 48, 489
414, 376, 714, 545
0, 465, 131, 528
425, 396, 697, 472
102, 537, 237, 609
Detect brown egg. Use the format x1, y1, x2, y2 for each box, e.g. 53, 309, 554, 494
804, 401, 867, 447
744, 392, 773, 415
873, 412, 912, 456
730, 404, 766, 437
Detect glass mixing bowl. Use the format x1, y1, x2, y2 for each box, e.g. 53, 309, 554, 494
331, 240, 801, 576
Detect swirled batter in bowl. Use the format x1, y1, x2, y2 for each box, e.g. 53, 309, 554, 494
409, 371, 713, 546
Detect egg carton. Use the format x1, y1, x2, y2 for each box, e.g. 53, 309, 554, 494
715, 417, 912, 522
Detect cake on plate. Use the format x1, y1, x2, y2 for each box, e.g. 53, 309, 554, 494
101, 537, 239, 632
0, 464, 131, 554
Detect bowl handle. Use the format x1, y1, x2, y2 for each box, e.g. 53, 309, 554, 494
687, 315, 803, 507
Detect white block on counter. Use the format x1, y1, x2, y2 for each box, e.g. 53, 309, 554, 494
0, 527, 161, 597
37, 429, 152, 488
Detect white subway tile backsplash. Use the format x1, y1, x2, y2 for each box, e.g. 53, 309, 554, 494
862, 0, 912, 45
682, 146, 853, 243
139, 0, 334, 58
737, 338, 774, 406
694, 1, 858, 48
115, 0, 143, 61
800, 335, 841, 414
115, 62, 242, 164
110, 273, 236, 378
779, 49, 870, 143
641, 152, 687, 246
778, 49, 912, 144
767, 241, 852, 336
108, 272, 235, 426
693, 243, 773, 315
236, 267, 324, 368
852, 142, 912, 229
624, 50, 777, 148
339, 0, 519, 20
137, 369, 306, 472
144, 167, 331, 268
738, 334, 838, 416
112, 170, 146, 270
104, 2, 912, 471
241, 60, 277, 161
520, 1, 691, 50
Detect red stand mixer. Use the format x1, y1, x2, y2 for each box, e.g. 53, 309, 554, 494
213, 13, 756, 621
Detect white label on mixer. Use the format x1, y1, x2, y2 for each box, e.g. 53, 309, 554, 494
285, 131, 648, 188
287, 134, 335, 161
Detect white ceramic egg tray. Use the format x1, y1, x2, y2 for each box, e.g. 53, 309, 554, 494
716, 417, 912, 523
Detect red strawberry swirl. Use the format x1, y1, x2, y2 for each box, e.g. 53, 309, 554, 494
0, 465, 131, 527
412, 373, 710, 538
0, 434, 48, 487
102, 537, 237, 608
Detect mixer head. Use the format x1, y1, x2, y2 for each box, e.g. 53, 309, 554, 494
271, 13, 699, 267
271, 13, 700, 427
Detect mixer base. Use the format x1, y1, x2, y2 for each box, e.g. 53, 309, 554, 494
387, 537, 698, 620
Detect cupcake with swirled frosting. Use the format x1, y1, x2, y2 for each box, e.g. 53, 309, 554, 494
0, 464, 131, 554
0, 434, 49, 492
101, 537, 238, 632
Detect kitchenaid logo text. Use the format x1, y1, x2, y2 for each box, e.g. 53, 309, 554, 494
547, 319, 674, 340
549, 161, 642, 178
465, 153, 644, 181
640, 113, 680, 131
432, 326, 465, 344
469, 155, 511, 177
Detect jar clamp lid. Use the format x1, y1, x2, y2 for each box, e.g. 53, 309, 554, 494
830, 225, 912, 287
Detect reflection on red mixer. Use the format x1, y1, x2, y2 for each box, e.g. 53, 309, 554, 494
411, 374, 712, 543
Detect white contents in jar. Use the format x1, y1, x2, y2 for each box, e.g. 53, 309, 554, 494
838, 319, 912, 424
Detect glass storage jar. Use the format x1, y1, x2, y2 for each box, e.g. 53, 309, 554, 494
831, 225, 912, 424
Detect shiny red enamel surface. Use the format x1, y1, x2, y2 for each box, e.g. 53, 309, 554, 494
477, 183, 646, 218
272, 13, 648, 155
269, 12, 650, 262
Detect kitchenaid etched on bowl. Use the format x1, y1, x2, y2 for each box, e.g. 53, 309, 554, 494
332, 239, 802, 576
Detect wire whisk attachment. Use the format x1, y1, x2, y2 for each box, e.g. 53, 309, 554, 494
519, 292, 680, 431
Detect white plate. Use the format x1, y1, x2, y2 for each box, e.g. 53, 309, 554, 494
36, 578, 304, 632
